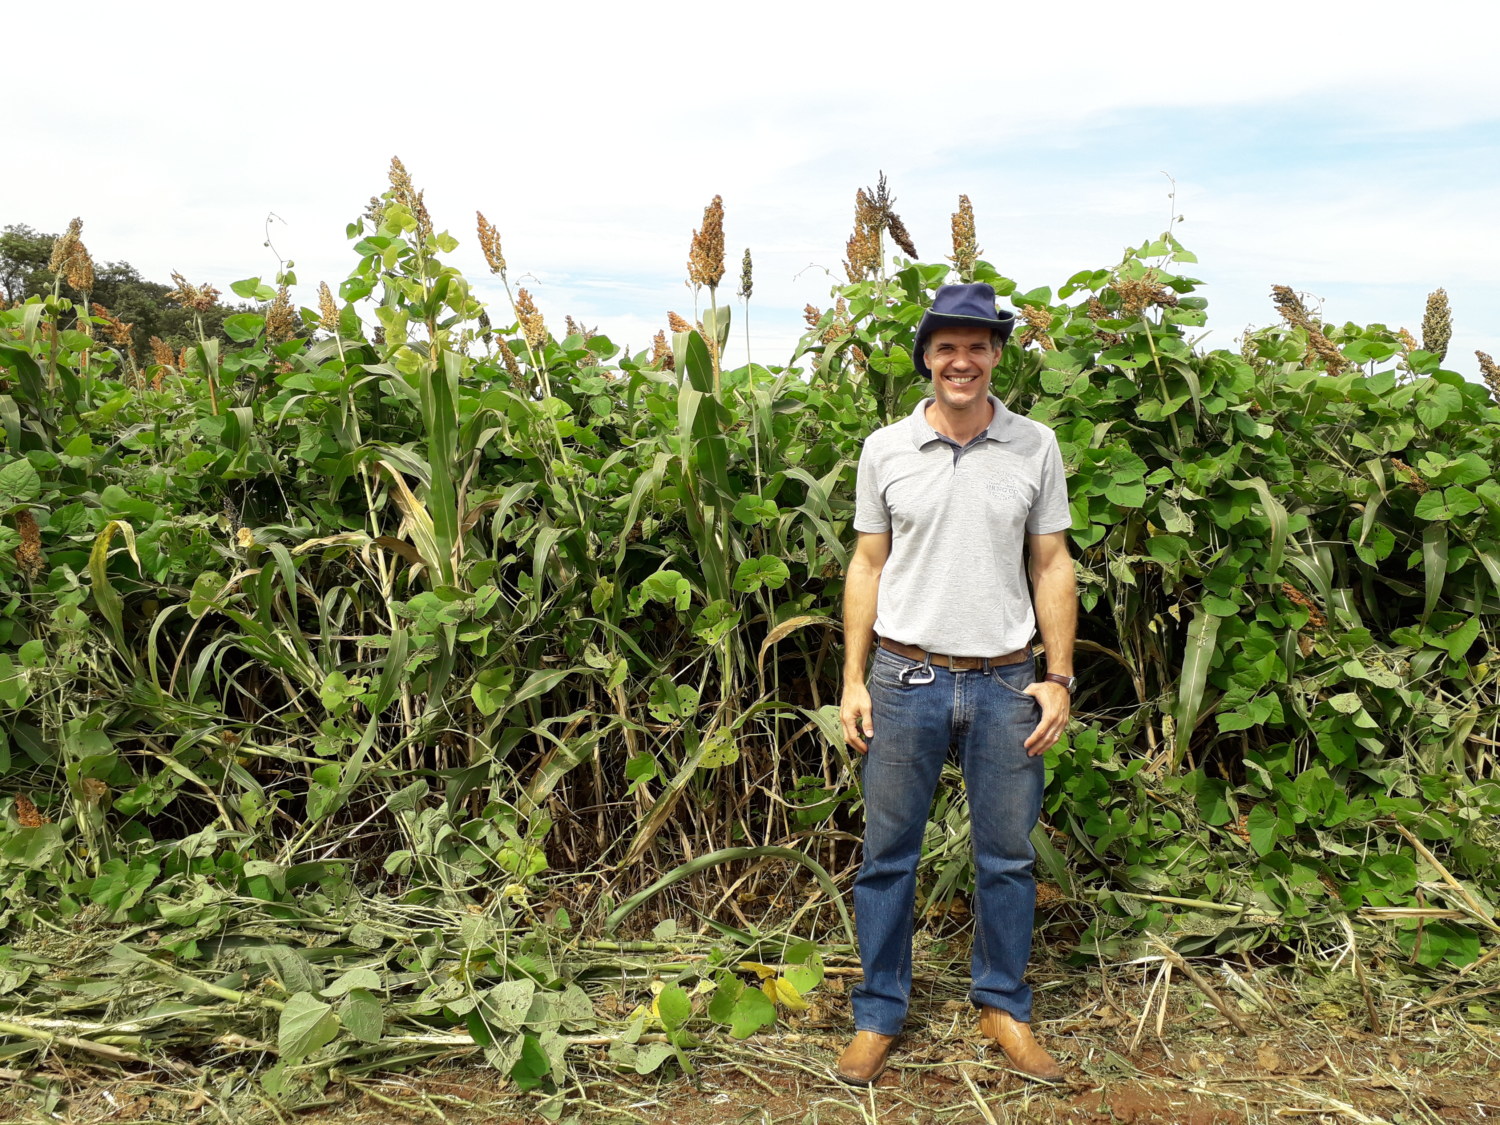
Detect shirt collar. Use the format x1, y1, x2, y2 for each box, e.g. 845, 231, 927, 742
908, 394, 1015, 448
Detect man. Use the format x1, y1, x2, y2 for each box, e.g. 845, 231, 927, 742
835, 283, 1077, 1085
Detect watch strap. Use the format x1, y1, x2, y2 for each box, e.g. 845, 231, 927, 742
1044, 672, 1076, 693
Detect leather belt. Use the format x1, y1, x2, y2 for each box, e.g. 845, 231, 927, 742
878, 637, 1030, 671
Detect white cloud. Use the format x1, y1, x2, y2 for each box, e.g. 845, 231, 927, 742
8, 0, 1497, 372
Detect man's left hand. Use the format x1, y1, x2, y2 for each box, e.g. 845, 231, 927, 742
1022, 680, 1070, 756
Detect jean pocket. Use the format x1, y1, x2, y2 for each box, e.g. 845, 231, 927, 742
870, 650, 925, 691
990, 661, 1038, 700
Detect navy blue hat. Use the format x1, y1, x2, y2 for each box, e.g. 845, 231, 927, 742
913, 283, 1016, 377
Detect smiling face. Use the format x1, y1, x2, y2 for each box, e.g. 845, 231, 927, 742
924, 324, 1000, 416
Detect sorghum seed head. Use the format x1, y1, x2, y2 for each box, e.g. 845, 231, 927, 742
1421, 288, 1452, 362
738, 248, 753, 301
318, 282, 339, 330
1477, 350, 1500, 403
885, 210, 918, 258
14, 510, 43, 581
265, 285, 297, 344
167, 272, 221, 313
476, 211, 507, 275
514, 288, 546, 349
950, 195, 979, 279
652, 329, 673, 370
687, 195, 726, 290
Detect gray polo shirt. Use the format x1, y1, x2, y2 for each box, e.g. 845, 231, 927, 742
853, 395, 1071, 657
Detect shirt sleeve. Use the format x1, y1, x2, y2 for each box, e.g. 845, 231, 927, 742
1026, 428, 1072, 535
852, 439, 890, 533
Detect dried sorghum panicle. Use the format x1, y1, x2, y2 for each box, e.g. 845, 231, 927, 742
1271, 285, 1312, 331
844, 189, 881, 282
1391, 457, 1429, 493
167, 272, 221, 313
668, 311, 693, 334
803, 304, 823, 330
476, 211, 507, 275
688, 195, 726, 290
885, 209, 918, 258
738, 248, 753, 301
1271, 284, 1345, 374
388, 156, 416, 210
14, 793, 47, 828
822, 297, 850, 343
651, 330, 674, 370
149, 336, 175, 368
91, 303, 134, 348
1018, 304, 1056, 351
496, 336, 522, 382
14, 510, 44, 581
514, 288, 546, 349
1398, 327, 1417, 355
950, 195, 979, 279
65, 244, 94, 294
265, 285, 297, 344
1086, 297, 1108, 321
1477, 350, 1500, 402
364, 194, 386, 230
48, 219, 81, 273
1281, 582, 1327, 630
1113, 274, 1175, 317
318, 282, 339, 331
1421, 288, 1452, 362
386, 156, 431, 245
51, 219, 95, 293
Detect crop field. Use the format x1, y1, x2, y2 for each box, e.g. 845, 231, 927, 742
1, 161, 1499, 1122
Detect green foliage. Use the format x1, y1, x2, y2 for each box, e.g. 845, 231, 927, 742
1, 171, 1498, 1093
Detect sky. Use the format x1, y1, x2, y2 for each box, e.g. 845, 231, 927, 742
9, 0, 1499, 377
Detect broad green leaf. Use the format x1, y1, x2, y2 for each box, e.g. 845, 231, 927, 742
634, 1041, 676, 1074
707, 972, 743, 1024
693, 600, 741, 645
728, 985, 776, 1039
0, 458, 41, 505
1246, 805, 1279, 857
322, 967, 382, 997
337, 988, 384, 1043
1444, 617, 1481, 660
733, 556, 791, 593
697, 730, 739, 769
656, 984, 691, 1032
222, 313, 265, 342
277, 992, 340, 1062
481, 979, 537, 1033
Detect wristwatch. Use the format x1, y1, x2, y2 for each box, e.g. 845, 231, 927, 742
1044, 672, 1076, 694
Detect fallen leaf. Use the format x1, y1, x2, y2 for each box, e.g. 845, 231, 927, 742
1256, 1044, 1282, 1072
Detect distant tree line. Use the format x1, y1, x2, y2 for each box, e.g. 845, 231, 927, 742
0, 223, 251, 356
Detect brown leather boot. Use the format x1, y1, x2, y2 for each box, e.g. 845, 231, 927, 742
978, 1007, 1065, 1082
835, 1030, 898, 1086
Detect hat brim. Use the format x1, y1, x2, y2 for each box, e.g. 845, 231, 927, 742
913, 310, 1016, 377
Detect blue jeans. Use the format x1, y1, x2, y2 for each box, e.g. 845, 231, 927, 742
851, 647, 1045, 1035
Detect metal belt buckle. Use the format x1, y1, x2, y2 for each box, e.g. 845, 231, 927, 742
898, 654, 936, 686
